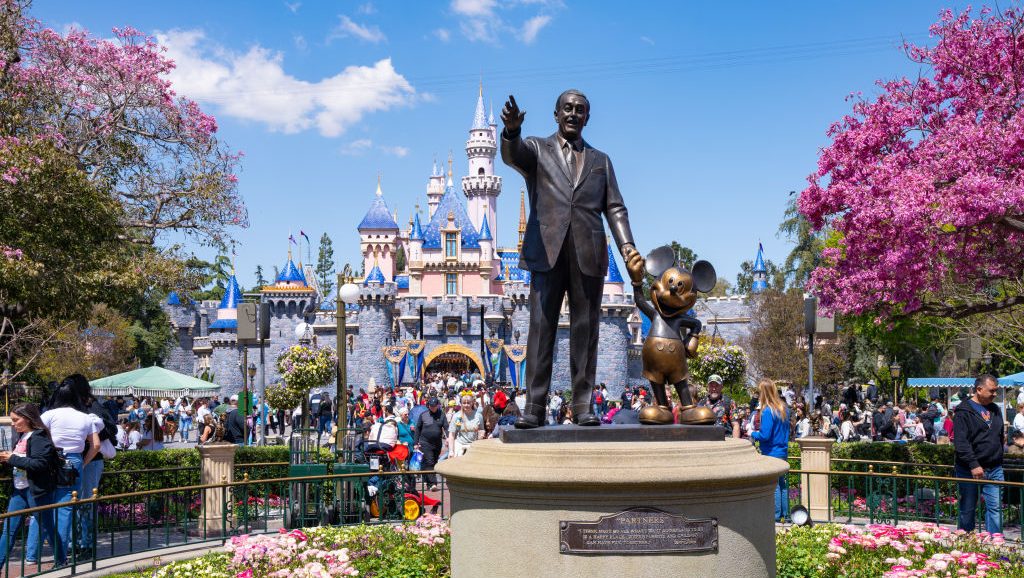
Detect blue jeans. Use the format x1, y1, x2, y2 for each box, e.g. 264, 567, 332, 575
318, 415, 332, 437
0, 488, 60, 567
28, 452, 83, 562
955, 463, 1003, 534
180, 417, 192, 441
775, 474, 789, 522
78, 459, 104, 548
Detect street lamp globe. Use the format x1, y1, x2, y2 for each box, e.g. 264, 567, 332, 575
339, 283, 360, 305
294, 322, 312, 341
247, 362, 257, 379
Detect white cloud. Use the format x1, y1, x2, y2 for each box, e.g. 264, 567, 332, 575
331, 15, 386, 44
357, 2, 376, 15
293, 34, 307, 51
379, 145, 409, 157
284, 1, 301, 13
434, 28, 451, 42
158, 29, 415, 137
449, 0, 559, 44
340, 139, 374, 155
640, 36, 655, 45
520, 15, 550, 44
340, 140, 409, 157
452, 0, 496, 17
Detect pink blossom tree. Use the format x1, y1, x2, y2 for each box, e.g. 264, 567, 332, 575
1, 0, 246, 248
800, 7, 1024, 321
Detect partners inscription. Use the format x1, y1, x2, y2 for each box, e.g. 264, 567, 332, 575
559, 507, 718, 555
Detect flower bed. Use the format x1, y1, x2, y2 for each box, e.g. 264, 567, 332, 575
117, 514, 450, 578
778, 522, 1024, 577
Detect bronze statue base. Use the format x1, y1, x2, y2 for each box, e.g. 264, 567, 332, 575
638, 405, 674, 425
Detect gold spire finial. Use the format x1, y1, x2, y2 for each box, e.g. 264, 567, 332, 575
447, 150, 453, 177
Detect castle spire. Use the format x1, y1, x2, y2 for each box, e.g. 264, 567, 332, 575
518, 188, 527, 253
472, 81, 487, 129
376, 172, 383, 197
752, 242, 767, 294
447, 150, 453, 177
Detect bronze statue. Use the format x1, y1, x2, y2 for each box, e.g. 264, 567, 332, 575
625, 246, 717, 425
500, 91, 636, 429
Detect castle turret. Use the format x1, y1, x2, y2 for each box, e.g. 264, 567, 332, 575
358, 178, 399, 281
463, 84, 501, 240
517, 189, 526, 253
603, 243, 624, 297
752, 242, 767, 294
426, 158, 444, 218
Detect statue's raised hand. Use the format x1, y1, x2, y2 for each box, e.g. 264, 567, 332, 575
501, 94, 525, 133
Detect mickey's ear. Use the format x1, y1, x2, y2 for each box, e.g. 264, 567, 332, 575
645, 245, 675, 278
691, 260, 717, 293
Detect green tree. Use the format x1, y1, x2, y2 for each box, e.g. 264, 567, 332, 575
316, 233, 336, 295
394, 244, 406, 274
744, 288, 847, 396
254, 265, 267, 290
777, 191, 825, 289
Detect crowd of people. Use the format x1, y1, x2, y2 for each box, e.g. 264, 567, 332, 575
0, 367, 1015, 569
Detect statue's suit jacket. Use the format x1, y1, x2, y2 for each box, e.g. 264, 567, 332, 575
501, 131, 635, 276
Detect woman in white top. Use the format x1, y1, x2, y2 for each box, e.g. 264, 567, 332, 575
28, 384, 100, 565
448, 395, 485, 457
140, 414, 164, 450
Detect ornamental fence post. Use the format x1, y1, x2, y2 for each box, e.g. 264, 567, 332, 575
199, 442, 237, 537
798, 436, 834, 522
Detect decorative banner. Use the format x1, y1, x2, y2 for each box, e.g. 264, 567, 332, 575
405, 340, 426, 383
503, 344, 527, 391
485, 338, 504, 357
382, 345, 408, 388
484, 339, 504, 378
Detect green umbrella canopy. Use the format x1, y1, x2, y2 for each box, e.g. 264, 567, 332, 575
90, 366, 221, 399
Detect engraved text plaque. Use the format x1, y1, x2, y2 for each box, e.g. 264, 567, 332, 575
559, 508, 718, 554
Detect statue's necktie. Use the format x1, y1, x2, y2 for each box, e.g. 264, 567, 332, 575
563, 142, 576, 182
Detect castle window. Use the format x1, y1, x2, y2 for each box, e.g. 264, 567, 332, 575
446, 273, 457, 295
445, 233, 457, 258
477, 167, 485, 175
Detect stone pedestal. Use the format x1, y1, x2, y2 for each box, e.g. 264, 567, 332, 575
198, 443, 236, 535
436, 435, 788, 578
797, 437, 834, 522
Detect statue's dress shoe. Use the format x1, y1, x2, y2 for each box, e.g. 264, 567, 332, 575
514, 414, 541, 429
679, 405, 716, 426
638, 405, 674, 425
575, 413, 601, 426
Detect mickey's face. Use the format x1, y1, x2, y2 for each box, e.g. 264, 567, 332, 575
650, 266, 697, 317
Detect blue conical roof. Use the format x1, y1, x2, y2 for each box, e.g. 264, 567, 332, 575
218, 275, 243, 309
364, 264, 386, 285
472, 88, 487, 130
605, 245, 624, 284
753, 243, 766, 273
410, 213, 424, 241
167, 291, 181, 305
358, 183, 399, 230
421, 185, 481, 249
479, 214, 492, 241
277, 257, 306, 284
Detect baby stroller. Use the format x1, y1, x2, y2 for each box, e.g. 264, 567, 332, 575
363, 443, 440, 521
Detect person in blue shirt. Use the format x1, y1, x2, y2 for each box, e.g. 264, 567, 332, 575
750, 378, 791, 523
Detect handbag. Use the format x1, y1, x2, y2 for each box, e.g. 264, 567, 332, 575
99, 438, 117, 460
56, 450, 78, 487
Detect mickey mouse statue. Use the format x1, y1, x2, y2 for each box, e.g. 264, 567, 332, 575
625, 245, 717, 426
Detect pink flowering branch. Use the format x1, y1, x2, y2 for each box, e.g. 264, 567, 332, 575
800, 7, 1024, 320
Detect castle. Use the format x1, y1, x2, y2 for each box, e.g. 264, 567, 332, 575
163, 87, 767, 399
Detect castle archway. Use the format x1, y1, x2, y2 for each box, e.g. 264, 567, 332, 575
423, 344, 484, 376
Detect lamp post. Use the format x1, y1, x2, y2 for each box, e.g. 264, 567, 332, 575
245, 362, 256, 445
336, 265, 359, 455
889, 361, 902, 404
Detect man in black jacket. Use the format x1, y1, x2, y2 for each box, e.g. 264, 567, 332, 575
953, 374, 1005, 534
413, 397, 448, 491
223, 395, 246, 445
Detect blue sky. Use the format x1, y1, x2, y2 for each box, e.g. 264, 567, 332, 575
35, 0, 955, 289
